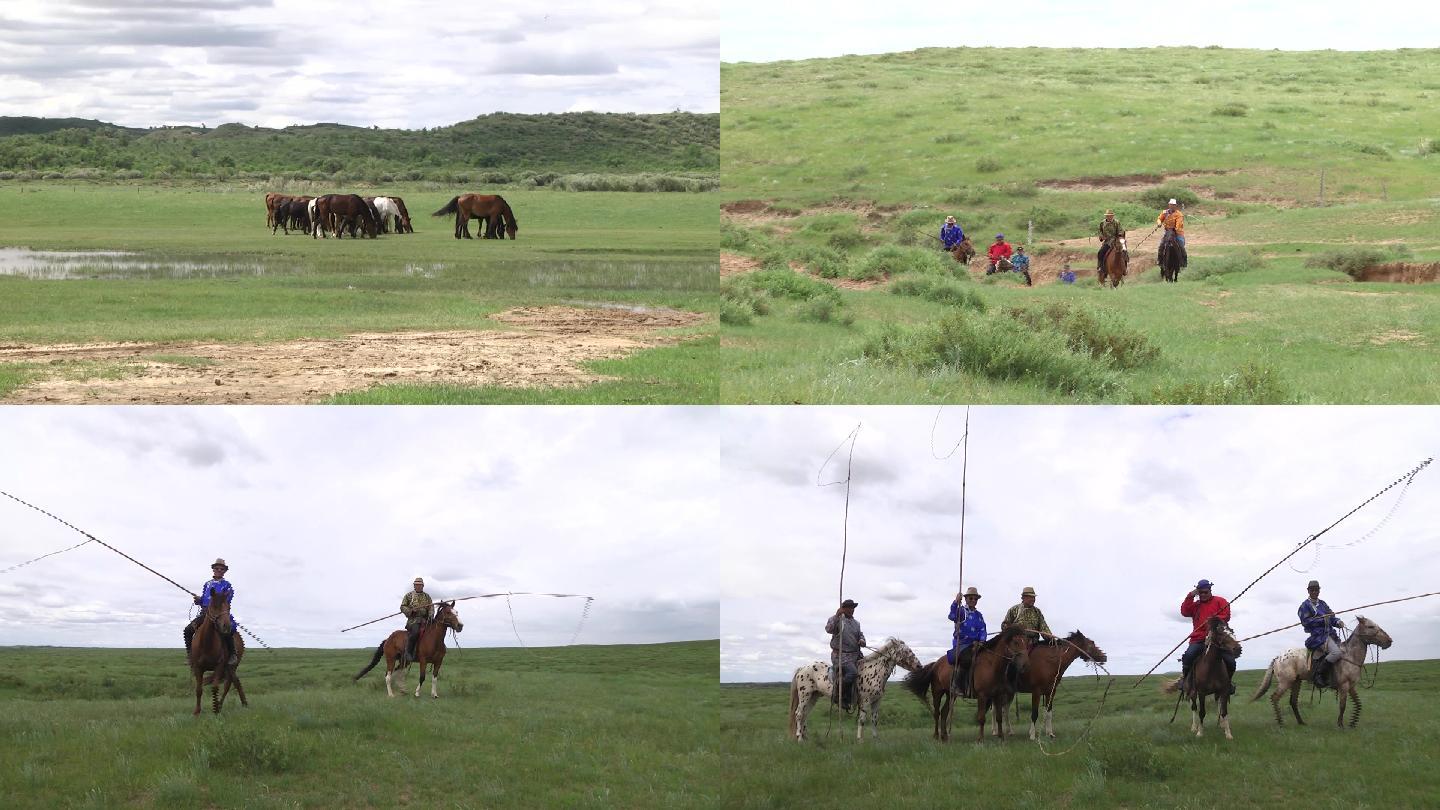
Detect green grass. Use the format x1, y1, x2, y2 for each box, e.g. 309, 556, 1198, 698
0, 183, 718, 403
720, 47, 1440, 403
722, 659, 1440, 809
0, 641, 718, 808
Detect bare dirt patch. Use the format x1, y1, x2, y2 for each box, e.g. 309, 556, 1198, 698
1354, 262, 1440, 284
721, 251, 762, 277
1, 306, 708, 404
1035, 170, 1232, 192
1369, 330, 1426, 346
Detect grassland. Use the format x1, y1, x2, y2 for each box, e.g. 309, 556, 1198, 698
0, 183, 718, 403
721, 659, 1440, 809
720, 47, 1440, 404
0, 641, 718, 809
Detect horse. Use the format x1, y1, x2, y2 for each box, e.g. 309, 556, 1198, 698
354, 601, 463, 698
1162, 616, 1241, 739
371, 196, 412, 234
1251, 616, 1393, 728
1014, 631, 1107, 740
949, 237, 975, 265
185, 587, 247, 716
902, 625, 1031, 742
265, 192, 287, 229
1158, 233, 1183, 282
432, 194, 518, 240
389, 196, 415, 233
1101, 236, 1128, 288
786, 638, 921, 742
315, 194, 378, 239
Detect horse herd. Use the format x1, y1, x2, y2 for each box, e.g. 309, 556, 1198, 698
263, 192, 519, 240
788, 616, 1393, 744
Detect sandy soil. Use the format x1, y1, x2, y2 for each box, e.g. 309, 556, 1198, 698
1354, 263, 1440, 284
721, 251, 761, 277
1, 306, 707, 404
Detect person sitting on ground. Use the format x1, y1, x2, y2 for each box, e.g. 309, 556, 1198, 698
1060, 263, 1076, 284
940, 215, 966, 251
986, 234, 1013, 274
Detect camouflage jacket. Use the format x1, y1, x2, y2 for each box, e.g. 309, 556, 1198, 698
1098, 219, 1125, 242
1001, 603, 1052, 635
400, 591, 435, 628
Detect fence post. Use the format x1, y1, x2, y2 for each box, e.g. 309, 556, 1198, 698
1028, 219, 1033, 248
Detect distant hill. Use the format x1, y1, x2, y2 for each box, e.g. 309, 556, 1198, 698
0, 112, 718, 183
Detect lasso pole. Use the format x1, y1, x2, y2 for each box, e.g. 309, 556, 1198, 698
1237, 591, 1440, 643
817, 424, 861, 736
947, 407, 971, 737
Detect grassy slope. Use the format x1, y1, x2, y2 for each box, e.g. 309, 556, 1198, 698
0, 184, 718, 403
720, 47, 1440, 404
722, 659, 1440, 809
0, 641, 719, 809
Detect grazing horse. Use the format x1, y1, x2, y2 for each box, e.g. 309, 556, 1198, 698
949, 237, 976, 265
1100, 236, 1129, 288
354, 601, 463, 698
265, 192, 286, 229
1015, 631, 1108, 740
371, 197, 412, 234
1251, 616, 1393, 728
787, 638, 921, 742
186, 588, 247, 715
315, 194, 378, 239
1163, 616, 1241, 739
432, 194, 518, 240
1158, 234, 1183, 282
902, 626, 1031, 742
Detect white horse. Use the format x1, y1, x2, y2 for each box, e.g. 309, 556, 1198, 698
372, 197, 405, 234
308, 197, 326, 239
1251, 616, 1393, 728
787, 637, 921, 742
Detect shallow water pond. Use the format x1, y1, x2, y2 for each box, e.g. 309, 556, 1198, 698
0, 248, 274, 279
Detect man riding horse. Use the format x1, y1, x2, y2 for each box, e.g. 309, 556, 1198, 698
986, 234, 1013, 275
1157, 199, 1187, 268
185, 558, 238, 666
825, 599, 866, 711
401, 577, 435, 665
940, 215, 966, 251
948, 586, 986, 697
1001, 586, 1053, 643
1299, 579, 1345, 689
1180, 579, 1236, 695
1097, 210, 1126, 275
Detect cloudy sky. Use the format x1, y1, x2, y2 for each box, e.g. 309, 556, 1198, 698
723, 0, 1440, 63
721, 407, 1440, 682
0, 0, 717, 128
0, 407, 718, 649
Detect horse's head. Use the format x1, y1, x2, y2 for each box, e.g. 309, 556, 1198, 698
881, 638, 922, 672
1206, 616, 1242, 657
1067, 630, 1107, 665
204, 585, 232, 632
436, 600, 463, 633
994, 626, 1031, 671
1353, 616, 1392, 650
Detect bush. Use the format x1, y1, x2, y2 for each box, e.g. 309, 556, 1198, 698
1018, 205, 1070, 233
1005, 303, 1159, 369
891, 277, 987, 311
1142, 363, 1290, 404
851, 244, 951, 280
1211, 103, 1249, 117
1419, 138, 1438, 156
1304, 247, 1389, 279
790, 244, 849, 278
720, 299, 754, 326
975, 157, 1002, 173
861, 310, 1121, 396
1184, 252, 1260, 281
732, 267, 840, 303
1138, 186, 1201, 209
796, 297, 855, 326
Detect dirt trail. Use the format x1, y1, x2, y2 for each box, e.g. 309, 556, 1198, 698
1, 306, 707, 404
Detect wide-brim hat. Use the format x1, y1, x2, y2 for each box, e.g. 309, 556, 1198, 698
1021, 586, 1036, 597
1196, 579, 1213, 590
1168, 198, 1178, 205
945, 216, 956, 223
840, 598, 859, 609
1104, 209, 1114, 216
211, 558, 228, 570
963, 586, 981, 599
1307, 580, 1320, 590
414, 577, 425, 585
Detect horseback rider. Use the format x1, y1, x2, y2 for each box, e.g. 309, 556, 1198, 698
1179, 579, 1236, 695
186, 558, 238, 666
401, 577, 435, 664
1010, 246, 1033, 286
1001, 585, 1053, 642
1156, 199, 1187, 267
1097, 209, 1126, 274
948, 587, 986, 697
940, 215, 966, 251
986, 234, 1012, 274
1300, 579, 1345, 689
825, 599, 866, 711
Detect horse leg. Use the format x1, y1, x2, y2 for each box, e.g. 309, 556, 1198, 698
430, 662, 441, 699
217, 667, 234, 712
414, 658, 427, 698
930, 688, 942, 740
1195, 695, 1206, 737
975, 697, 989, 743
211, 672, 221, 715
1346, 686, 1362, 728
1029, 692, 1040, 741
1289, 683, 1304, 725
1219, 694, 1233, 740
1045, 694, 1056, 739
193, 670, 203, 716
1190, 697, 1200, 735
232, 674, 248, 707
1336, 687, 1347, 728
384, 656, 397, 698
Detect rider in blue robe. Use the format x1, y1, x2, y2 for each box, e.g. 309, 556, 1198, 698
1299, 580, 1344, 688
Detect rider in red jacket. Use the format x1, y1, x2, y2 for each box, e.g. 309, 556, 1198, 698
986, 234, 1012, 274
1179, 579, 1236, 693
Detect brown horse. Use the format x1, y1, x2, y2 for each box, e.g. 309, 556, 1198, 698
314, 194, 379, 239
1100, 236, 1128, 288
902, 626, 1031, 742
432, 194, 518, 240
265, 192, 286, 229
186, 588, 247, 716
1251, 616, 1392, 728
1007, 631, 1107, 740
1158, 234, 1183, 282
1163, 616, 1241, 739
949, 237, 975, 265
353, 600, 464, 698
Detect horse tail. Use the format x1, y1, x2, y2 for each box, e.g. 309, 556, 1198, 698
432, 196, 459, 218
1250, 658, 1277, 702
902, 661, 936, 704
353, 641, 386, 681
787, 674, 800, 738
1160, 676, 1182, 694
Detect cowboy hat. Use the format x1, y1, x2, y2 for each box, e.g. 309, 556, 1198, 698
963, 586, 981, 599
1307, 580, 1320, 590
1104, 209, 1114, 215
1021, 586, 1036, 597
211, 558, 228, 570
413, 577, 425, 585
840, 598, 859, 608
945, 215, 956, 223
1168, 198, 1178, 205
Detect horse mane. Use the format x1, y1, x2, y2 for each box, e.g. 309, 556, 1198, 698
863, 637, 900, 662
981, 625, 1027, 651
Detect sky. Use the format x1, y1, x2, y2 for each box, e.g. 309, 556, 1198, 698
0, 407, 719, 649
720, 407, 1440, 682
0, 0, 718, 129
722, 0, 1440, 63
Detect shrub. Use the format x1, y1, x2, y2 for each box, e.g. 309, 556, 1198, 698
1184, 252, 1260, 281
1005, 302, 1159, 369
720, 299, 754, 326
1304, 247, 1389, 279
796, 296, 855, 326
1138, 186, 1201, 209
975, 157, 1002, 173
851, 244, 951, 279
1018, 205, 1069, 233
891, 276, 987, 311
790, 244, 848, 278
1142, 363, 1290, 404
732, 267, 841, 303
1419, 138, 1438, 156
1211, 103, 1249, 117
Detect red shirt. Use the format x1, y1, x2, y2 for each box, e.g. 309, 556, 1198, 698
987, 241, 1013, 262
1180, 593, 1231, 642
